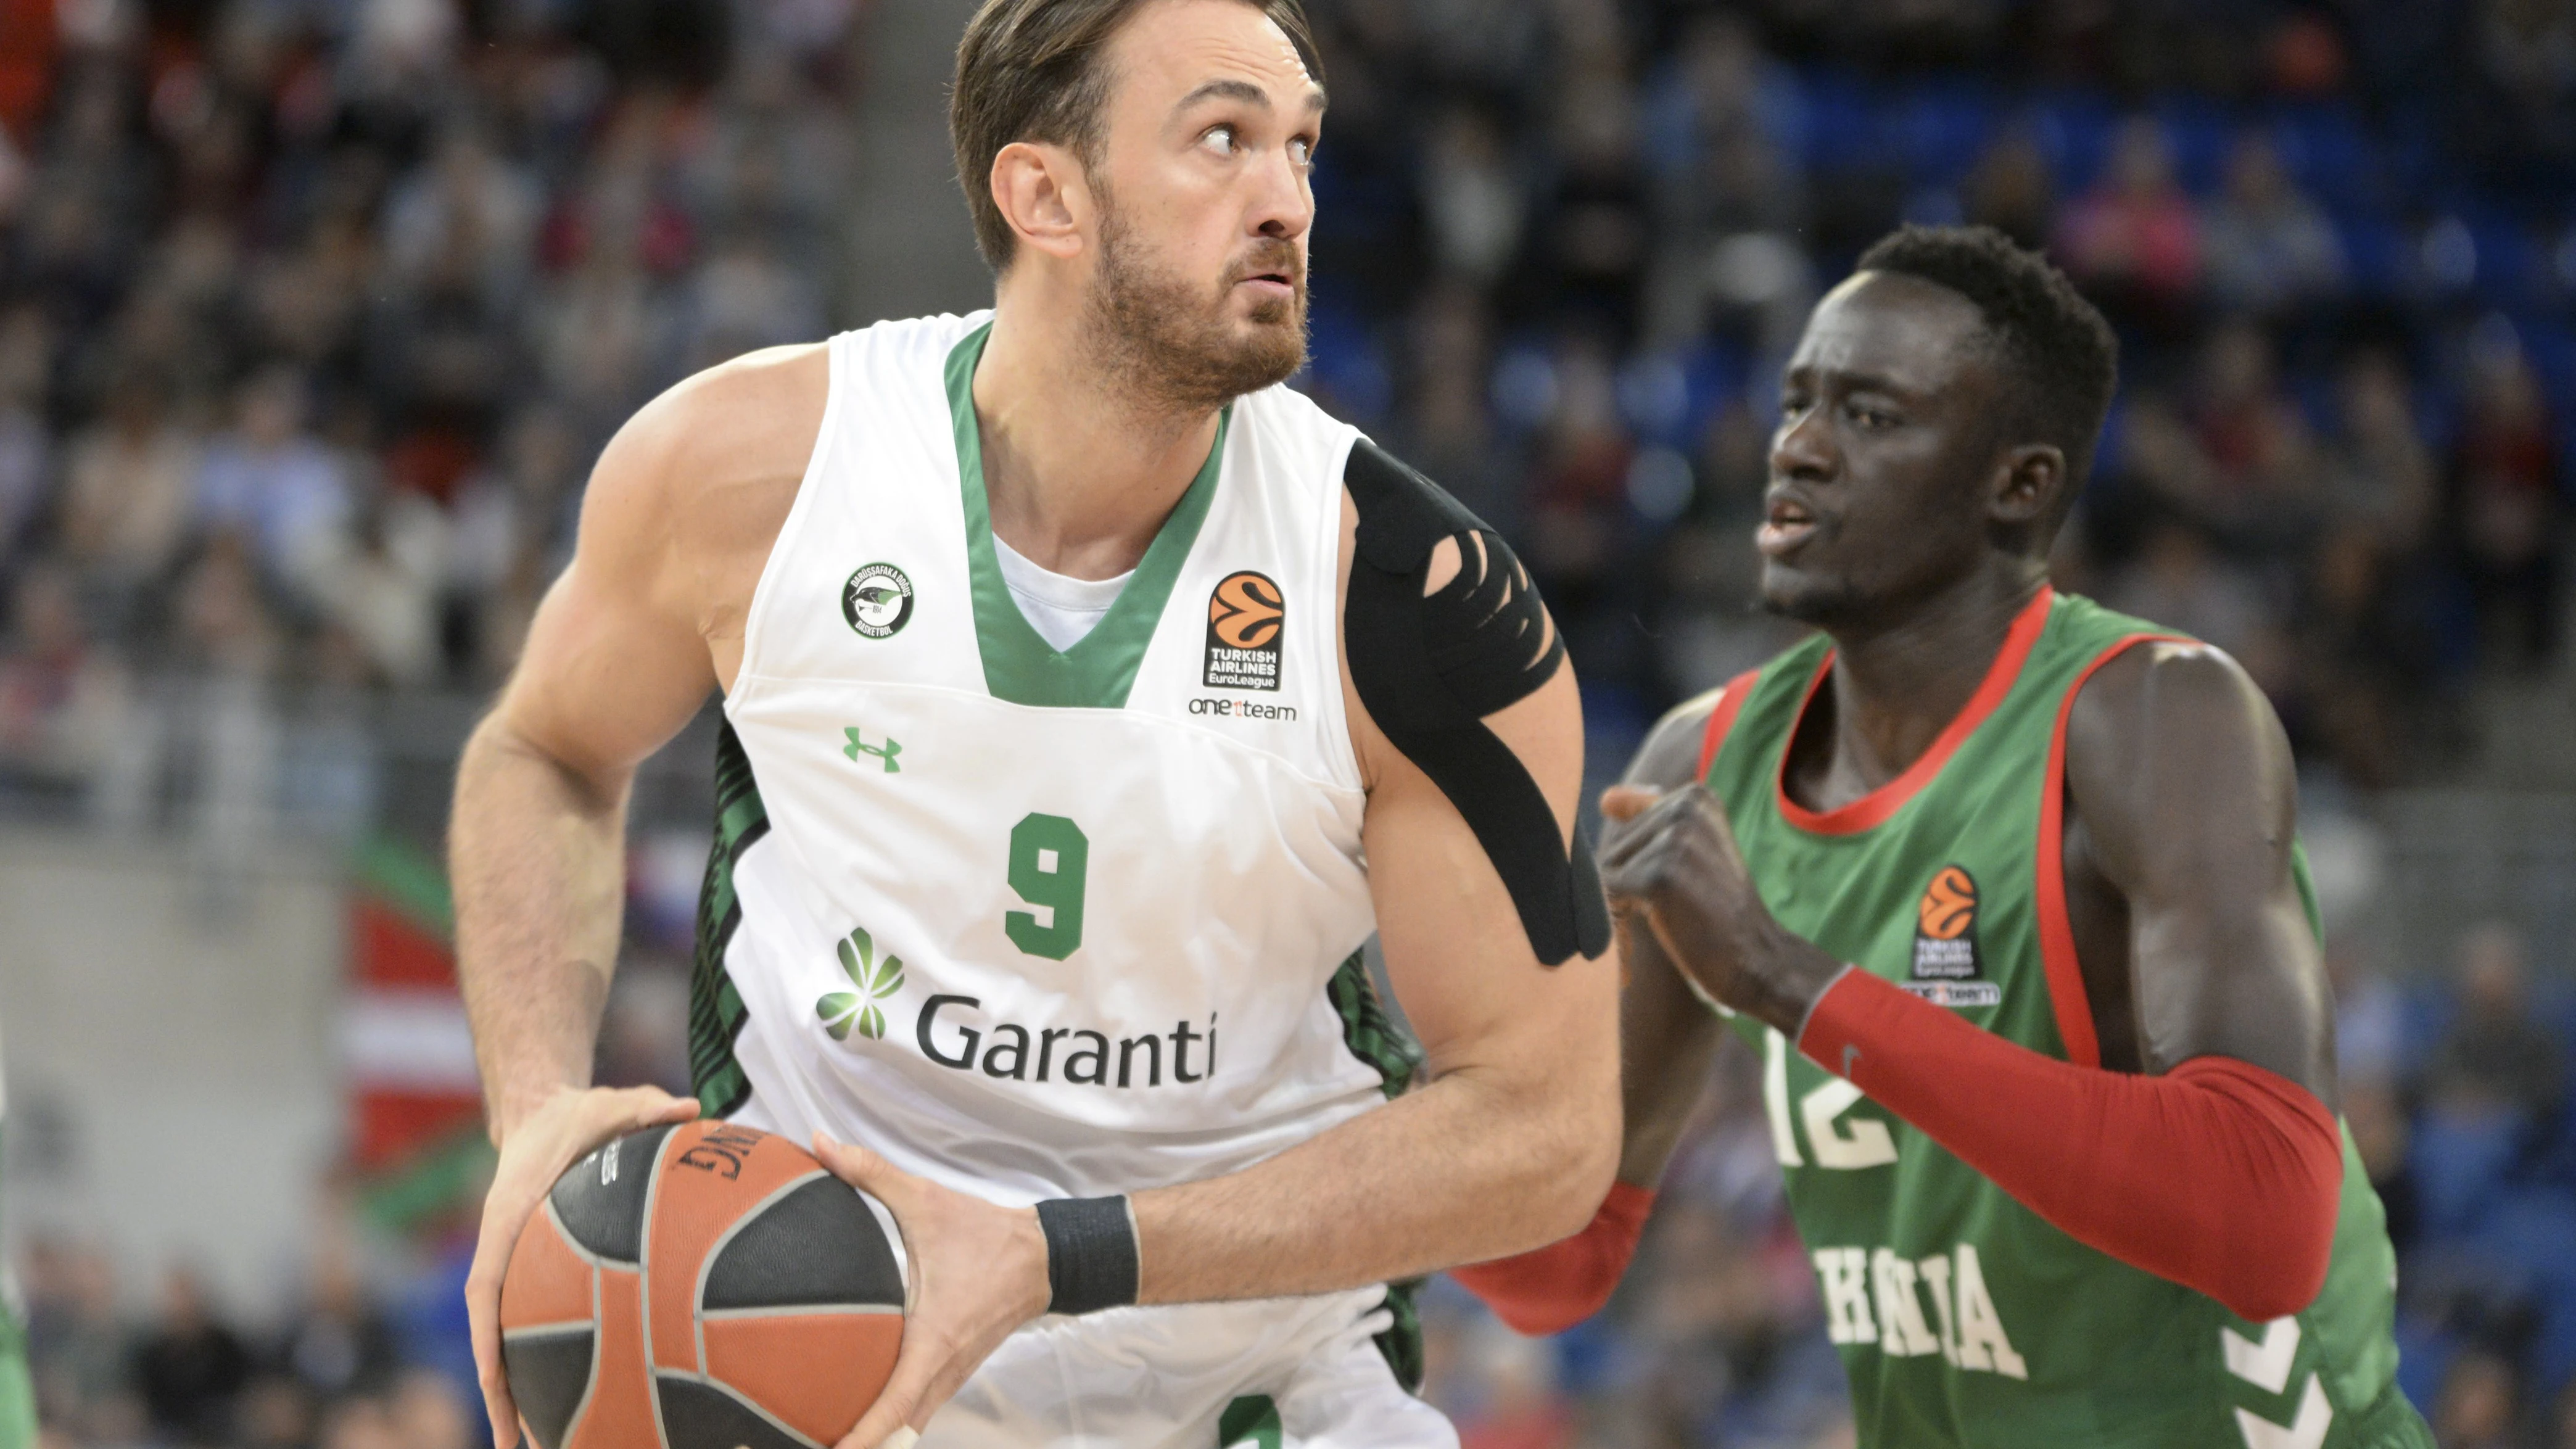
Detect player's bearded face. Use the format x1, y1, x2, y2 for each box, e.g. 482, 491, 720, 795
1082, 180, 1308, 413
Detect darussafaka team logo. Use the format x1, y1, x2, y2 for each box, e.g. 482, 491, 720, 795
842, 563, 915, 638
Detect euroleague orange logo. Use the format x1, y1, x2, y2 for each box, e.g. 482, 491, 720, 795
1203, 571, 1285, 691
1917, 866, 1979, 941
1209, 572, 1284, 649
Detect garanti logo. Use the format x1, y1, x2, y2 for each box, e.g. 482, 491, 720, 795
1203, 570, 1284, 691
1904, 865, 2000, 1008
816, 926, 904, 1041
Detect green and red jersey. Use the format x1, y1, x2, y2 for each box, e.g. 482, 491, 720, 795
1699, 588, 2429, 1448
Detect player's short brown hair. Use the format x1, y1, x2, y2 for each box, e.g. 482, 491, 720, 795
949, 0, 1324, 269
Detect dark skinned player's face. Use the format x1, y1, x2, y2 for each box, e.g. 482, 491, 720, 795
1760, 271, 2026, 628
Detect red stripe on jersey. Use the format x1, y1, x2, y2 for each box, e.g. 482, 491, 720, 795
1695, 671, 1763, 782
1775, 587, 2056, 836
2033, 632, 2184, 1069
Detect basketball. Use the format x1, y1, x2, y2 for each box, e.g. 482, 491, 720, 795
498, 1121, 907, 1449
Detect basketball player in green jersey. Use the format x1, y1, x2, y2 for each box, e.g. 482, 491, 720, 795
1456, 226, 2431, 1447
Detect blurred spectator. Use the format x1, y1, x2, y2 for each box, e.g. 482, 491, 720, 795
1962, 127, 2054, 252
1421, 108, 1527, 292
2321, 351, 2436, 557
130, 1268, 249, 1445
2434, 1350, 2524, 1449
2448, 345, 2564, 667
57, 379, 198, 609
2425, 922, 2564, 1123
192, 369, 350, 609
2103, 519, 2272, 663
0, 563, 127, 788
2057, 117, 2202, 331
2190, 321, 2324, 550
21, 1241, 124, 1433
2200, 133, 2343, 320
0, 305, 50, 559
278, 1232, 395, 1403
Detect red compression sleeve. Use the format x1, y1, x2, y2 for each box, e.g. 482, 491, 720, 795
1798, 969, 2343, 1323
1448, 1180, 1656, 1335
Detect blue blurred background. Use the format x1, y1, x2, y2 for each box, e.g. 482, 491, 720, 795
0, 0, 2574, 1446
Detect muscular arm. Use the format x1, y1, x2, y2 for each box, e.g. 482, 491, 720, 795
2062, 643, 2337, 1101
453, 346, 820, 1136
454, 347, 824, 1447
1126, 520, 1623, 1298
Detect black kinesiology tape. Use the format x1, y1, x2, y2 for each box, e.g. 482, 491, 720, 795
1343, 439, 1612, 967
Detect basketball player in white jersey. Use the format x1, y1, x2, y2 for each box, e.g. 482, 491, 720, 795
450, 1, 1620, 1446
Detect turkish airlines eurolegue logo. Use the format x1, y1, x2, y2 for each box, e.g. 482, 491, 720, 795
1917, 866, 1978, 943
1906, 864, 1998, 1006
1203, 571, 1284, 691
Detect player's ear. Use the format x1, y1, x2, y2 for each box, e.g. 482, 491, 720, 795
991, 140, 1091, 264
1989, 442, 2063, 532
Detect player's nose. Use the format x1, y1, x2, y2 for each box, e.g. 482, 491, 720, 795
1247, 145, 1314, 242
1770, 403, 1836, 484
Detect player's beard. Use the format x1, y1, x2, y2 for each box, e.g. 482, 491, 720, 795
1081, 184, 1307, 416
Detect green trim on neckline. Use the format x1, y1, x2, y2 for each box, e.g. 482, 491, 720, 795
944, 320, 1229, 709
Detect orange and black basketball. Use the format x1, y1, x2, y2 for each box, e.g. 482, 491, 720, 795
498, 1121, 906, 1449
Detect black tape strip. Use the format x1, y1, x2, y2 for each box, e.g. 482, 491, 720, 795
1035, 1195, 1138, 1315
1344, 439, 1612, 967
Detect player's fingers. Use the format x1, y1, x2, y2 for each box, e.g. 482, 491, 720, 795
618, 1087, 702, 1126
465, 1255, 522, 1449
812, 1136, 922, 1216
1598, 784, 1661, 822
832, 1326, 943, 1449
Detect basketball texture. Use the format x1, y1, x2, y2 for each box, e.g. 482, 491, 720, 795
498, 1121, 906, 1449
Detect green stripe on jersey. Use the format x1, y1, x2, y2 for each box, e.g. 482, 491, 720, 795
943, 321, 1229, 709
1324, 951, 1429, 1392
689, 720, 772, 1119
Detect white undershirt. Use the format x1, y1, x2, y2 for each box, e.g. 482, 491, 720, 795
991, 532, 1133, 651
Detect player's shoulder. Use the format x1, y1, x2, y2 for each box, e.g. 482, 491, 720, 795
601, 342, 831, 502
2063, 620, 2282, 778
1627, 669, 1767, 790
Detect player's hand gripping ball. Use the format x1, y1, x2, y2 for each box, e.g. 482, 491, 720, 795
498, 1121, 908, 1449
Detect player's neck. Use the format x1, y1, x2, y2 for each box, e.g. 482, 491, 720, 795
972, 300, 1223, 583
1814, 568, 2046, 793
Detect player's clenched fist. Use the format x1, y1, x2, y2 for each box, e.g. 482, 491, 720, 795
811, 1137, 1052, 1449
464, 1084, 701, 1449
1598, 784, 1846, 1036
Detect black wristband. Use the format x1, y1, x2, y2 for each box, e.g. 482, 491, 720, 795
1034, 1195, 1139, 1316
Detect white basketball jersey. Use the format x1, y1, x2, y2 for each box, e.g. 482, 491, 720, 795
698, 312, 1406, 1206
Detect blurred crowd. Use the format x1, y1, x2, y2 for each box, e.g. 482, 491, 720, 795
14, 1203, 482, 1449
0, 0, 856, 815
1295, 0, 2576, 789
4, 0, 2576, 1446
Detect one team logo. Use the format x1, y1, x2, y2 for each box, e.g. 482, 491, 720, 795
1203, 570, 1284, 691
1905, 865, 2002, 1008
843, 563, 915, 638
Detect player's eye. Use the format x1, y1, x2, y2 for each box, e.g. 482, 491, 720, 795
1200, 125, 1237, 157
1288, 136, 1314, 167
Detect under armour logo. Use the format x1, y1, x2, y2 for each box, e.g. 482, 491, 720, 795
844, 727, 902, 774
